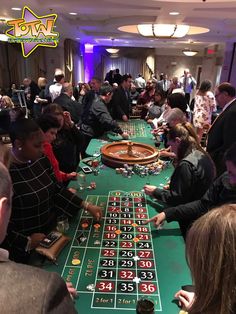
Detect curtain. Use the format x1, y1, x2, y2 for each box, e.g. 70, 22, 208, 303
0, 42, 23, 89
103, 56, 143, 79
64, 39, 77, 83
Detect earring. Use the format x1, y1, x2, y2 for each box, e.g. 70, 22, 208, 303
18, 147, 22, 151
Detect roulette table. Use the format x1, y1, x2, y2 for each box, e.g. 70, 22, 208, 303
44, 155, 191, 313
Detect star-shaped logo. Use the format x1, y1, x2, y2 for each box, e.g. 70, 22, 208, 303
6, 6, 59, 58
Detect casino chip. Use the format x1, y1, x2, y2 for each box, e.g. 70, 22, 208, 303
86, 284, 95, 292
81, 222, 89, 229
94, 223, 101, 229
94, 240, 101, 245
72, 259, 81, 265
133, 255, 140, 261
133, 277, 141, 283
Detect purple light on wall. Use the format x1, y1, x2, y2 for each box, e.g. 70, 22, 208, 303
84, 43, 94, 82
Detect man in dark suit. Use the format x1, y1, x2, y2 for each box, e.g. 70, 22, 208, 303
54, 82, 82, 124
111, 74, 132, 121
0, 162, 77, 314
207, 82, 236, 176
156, 73, 171, 97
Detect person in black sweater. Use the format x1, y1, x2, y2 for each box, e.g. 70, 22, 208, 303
80, 84, 129, 155
146, 142, 236, 239
144, 122, 215, 237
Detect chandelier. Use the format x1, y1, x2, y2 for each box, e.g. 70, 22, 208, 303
137, 24, 189, 38
182, 49, 198, 56
106, 38, 119, 54
118, 24, 209, 39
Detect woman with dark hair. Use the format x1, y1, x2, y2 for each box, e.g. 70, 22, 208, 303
43, 103, 83, 173
167, 92, 188, 115
2, 118, 102, 263
37, 114, 77, 183
143, 122, 215, 208
146, 90, 165, 121
193, 79, 216, 141
175, 204, 236, 314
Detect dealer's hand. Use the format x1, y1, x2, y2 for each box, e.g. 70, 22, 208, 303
121, 132, 129, 140
145, 212, 166, 228
143, 185, 156, 196
174, 290, 195, 310
86, 203, 103, 221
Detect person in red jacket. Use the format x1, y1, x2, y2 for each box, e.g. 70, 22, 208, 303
37, 114, 77, 183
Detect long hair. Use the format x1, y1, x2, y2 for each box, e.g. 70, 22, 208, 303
186, 204, 236, 314
167, 122, 205, 163
199, 80, 212, 93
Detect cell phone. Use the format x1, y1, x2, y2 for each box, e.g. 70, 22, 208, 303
40, 231, 62, 248
82, 166, 93, 174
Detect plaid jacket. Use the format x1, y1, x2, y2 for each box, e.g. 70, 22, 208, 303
4, 156, 83, 253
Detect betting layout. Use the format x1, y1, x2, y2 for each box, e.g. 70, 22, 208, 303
61, 191, 162, 312
118, 121, 147, 138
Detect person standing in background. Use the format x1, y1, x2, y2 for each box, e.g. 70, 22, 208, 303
193, 80, 216, 141
206, 82, 236, 176
180, 69, 196, 105
156, 73, 171, 97
111, 74, 132, 121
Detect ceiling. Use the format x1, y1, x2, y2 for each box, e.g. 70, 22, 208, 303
2, 0, 236, 56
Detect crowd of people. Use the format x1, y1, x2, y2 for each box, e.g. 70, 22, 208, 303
0, 66, 236, 313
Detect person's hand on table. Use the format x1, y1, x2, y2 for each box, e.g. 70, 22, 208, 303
159, 149, 176, 159
145, 212, 166, 228
68, 187, 77, 194
84, 202, 103, 221
66, 282, 77, 299
121, 132, 129, 140
29, 233, 46, 249
67, 172, 77, 180
175, 290, 195, 310
122, 114, 128, 122
143, 185, 156, 196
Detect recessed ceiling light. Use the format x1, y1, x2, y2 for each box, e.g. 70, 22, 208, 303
76, 37, 80, 40
11, 7, 21, 11
69, 12, 77, 15
169, 12, 180, 16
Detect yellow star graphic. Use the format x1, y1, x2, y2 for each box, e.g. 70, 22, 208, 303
6, 6, 59, 58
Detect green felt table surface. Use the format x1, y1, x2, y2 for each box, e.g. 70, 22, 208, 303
43, 119, 191, 314
44, 166, 190, 313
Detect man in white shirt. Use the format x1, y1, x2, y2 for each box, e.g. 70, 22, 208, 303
135, 74, 146, 92
49, 69, 65, 102
179, 69, 196, 105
